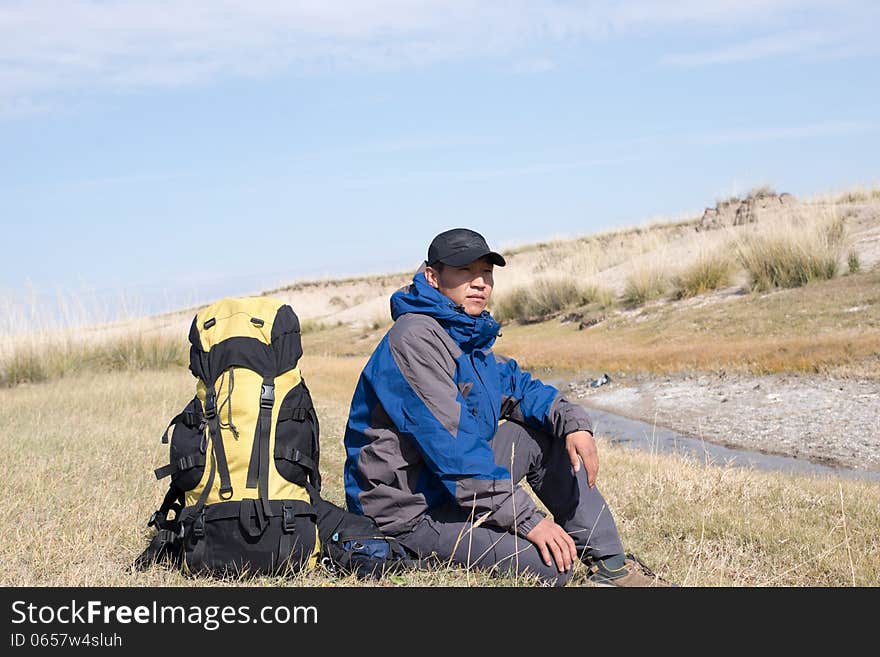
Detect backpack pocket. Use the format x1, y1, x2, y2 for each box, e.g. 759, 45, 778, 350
274, 381, 321, 488
310, 494, 417, 579
183, 499, 318, 576
155, 398, 208, 492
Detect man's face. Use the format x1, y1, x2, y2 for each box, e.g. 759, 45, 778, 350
425, 256, 495, 316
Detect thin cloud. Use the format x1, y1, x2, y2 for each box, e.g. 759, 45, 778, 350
0, 0, 866, 107
449, 154, 639, 181
337, 153, 641, 189
0, 131, 503, 194
0, 96, 60, 120
662, 28, 852, 67
692, 121, 880, 146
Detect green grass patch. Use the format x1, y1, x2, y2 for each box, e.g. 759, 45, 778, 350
493, 278, 614, 324
735, 213, 847, 292
0, 333, 188, 388
496, 269, 880, 378
672, 252, 735, 299
623, 266, 668, 307
847, 250, 861, 274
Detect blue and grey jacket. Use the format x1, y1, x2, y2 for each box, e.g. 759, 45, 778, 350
343, 268, 594, 537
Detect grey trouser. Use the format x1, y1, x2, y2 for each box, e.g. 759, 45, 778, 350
397, 420, 624, 586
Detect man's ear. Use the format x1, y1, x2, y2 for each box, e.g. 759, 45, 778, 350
424, 265, 440, 289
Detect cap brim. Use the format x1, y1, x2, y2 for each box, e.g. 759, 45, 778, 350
436, 248, 506, 267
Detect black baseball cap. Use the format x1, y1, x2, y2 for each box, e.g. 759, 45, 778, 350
427, 228, 506, 267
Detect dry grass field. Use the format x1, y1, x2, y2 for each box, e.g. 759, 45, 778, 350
2, 186, 879, 587
1, 353, 878, 587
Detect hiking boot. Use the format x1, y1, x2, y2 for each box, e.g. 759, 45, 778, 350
586, 553, 677, 587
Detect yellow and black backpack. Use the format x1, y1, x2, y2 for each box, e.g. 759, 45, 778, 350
136, 296, 322, 575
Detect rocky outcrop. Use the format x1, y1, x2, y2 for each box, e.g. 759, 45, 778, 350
697, 190, 795, 231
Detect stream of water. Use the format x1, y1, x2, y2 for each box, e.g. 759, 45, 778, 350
583, 405, 880, 483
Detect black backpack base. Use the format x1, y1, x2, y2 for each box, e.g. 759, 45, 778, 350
135, 486, 422, 581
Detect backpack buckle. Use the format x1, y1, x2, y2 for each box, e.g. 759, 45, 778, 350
260, 384, 275, 409
282, 503, 296, 533
203, 392, 217, 420
156, 529, 178, 545
193, 512, 205, 538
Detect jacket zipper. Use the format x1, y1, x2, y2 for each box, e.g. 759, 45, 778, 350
469, 350, 498, 430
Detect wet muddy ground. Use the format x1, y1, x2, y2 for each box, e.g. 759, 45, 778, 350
566, 371, 880, 475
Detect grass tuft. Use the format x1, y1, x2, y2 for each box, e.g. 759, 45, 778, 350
0, 333, 188, 388
672, 251, 735, 299
847, 250, 861, 274
0, 349, 51, 387
300, 319, 331, 334
735, 210, 848, 292
623, 265, 668, 307
747, 184, 777, 200
493, 278, 615, 324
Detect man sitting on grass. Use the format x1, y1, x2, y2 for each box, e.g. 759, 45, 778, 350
343, 228, 673, 586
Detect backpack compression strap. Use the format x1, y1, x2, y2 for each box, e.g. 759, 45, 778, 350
154, 453, 206, 481
159, 410, 202, 444
177, 449, 217, 536
245, 377, 274, 518
204, 387, 233, 500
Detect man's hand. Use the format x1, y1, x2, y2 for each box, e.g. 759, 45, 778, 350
525, 517, 577, 572
566, 430, 599, 488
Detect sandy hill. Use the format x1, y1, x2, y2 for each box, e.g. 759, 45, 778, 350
4, 186, 879, 357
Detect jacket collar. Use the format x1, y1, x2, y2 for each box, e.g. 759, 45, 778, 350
390, 268, 501, 352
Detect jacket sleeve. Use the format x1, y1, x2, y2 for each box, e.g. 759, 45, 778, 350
495, 354, 593, 438
370, 318, 545, 536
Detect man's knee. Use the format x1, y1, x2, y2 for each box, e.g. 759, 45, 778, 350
491, 420, 547, 479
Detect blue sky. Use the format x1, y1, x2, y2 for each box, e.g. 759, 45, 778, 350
2, 0, 879, 327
